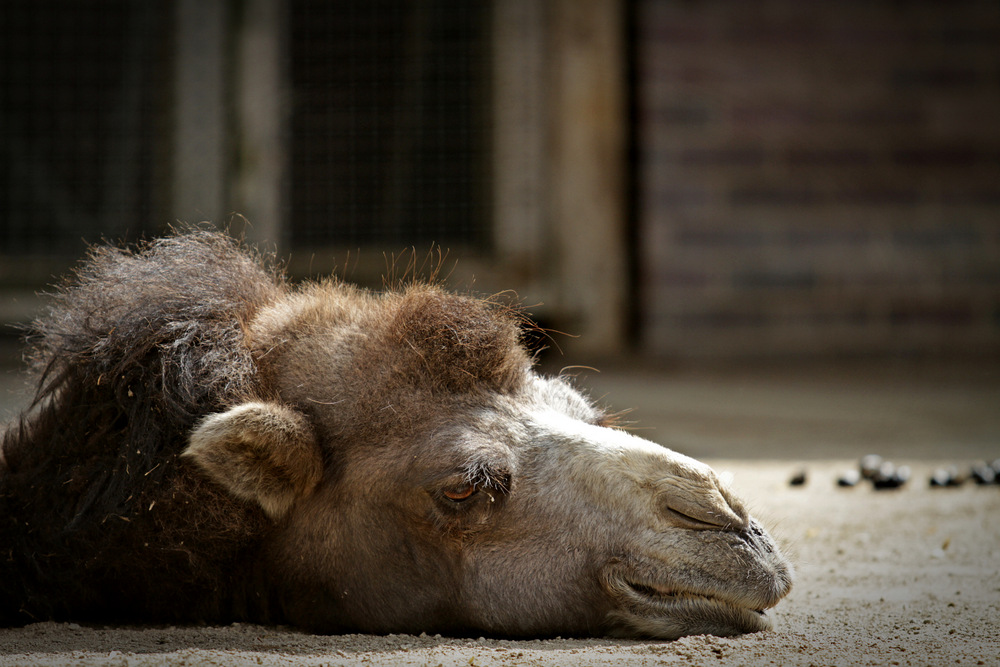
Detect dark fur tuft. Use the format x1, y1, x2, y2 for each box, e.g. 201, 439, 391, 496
28, 230, 281, 415
387, 286, 529, 395
0, 230, 281, 624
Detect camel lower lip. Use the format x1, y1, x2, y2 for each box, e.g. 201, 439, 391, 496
610, 580, 772, 638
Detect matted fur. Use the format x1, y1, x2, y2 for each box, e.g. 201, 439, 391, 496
0, 231, 289, 623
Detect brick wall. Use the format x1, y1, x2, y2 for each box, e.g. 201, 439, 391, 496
636, 0, 1000, 358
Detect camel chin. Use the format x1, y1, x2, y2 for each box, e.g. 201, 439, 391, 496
607, 596, 772, 640
604, 567, 781, 638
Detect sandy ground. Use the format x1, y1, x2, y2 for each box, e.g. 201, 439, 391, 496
1, 360, 998, 666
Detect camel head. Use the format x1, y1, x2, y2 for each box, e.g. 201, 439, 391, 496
184, 284, 793, 639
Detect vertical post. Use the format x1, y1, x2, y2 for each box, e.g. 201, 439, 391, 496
493, 0, 548, 280
172, 0, 229, 226
548, 0, 628, 356
231, 0, 287, 249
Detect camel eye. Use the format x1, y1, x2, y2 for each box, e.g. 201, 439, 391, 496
443, 484, 478, 502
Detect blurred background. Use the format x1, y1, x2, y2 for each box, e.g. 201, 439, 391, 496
2, 0, 999, 460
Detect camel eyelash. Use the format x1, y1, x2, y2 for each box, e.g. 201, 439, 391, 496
461, 462, 512, 495
436, 462, 512, 506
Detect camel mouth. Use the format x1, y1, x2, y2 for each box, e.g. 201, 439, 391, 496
604, 577, 773, 639
627, 581, 767, 616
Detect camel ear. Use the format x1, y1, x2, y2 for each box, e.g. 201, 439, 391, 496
183, 402, 322, 520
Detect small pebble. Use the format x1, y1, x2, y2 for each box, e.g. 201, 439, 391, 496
788, 469, 807, 486
859, 454, 883, 479
872, 461, 909, 490
930, 467, 958, 487
970, 462, 996, 485
837, 469, 861, 487
929, 465, 965, 488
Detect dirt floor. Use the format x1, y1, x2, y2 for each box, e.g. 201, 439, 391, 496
1, 359, 998, 666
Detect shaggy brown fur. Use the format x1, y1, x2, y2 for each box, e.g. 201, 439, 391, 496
0, 232, 290, 624
0, 230, 530, 627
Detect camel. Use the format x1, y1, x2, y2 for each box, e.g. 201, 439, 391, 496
0, 230, 792, 639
